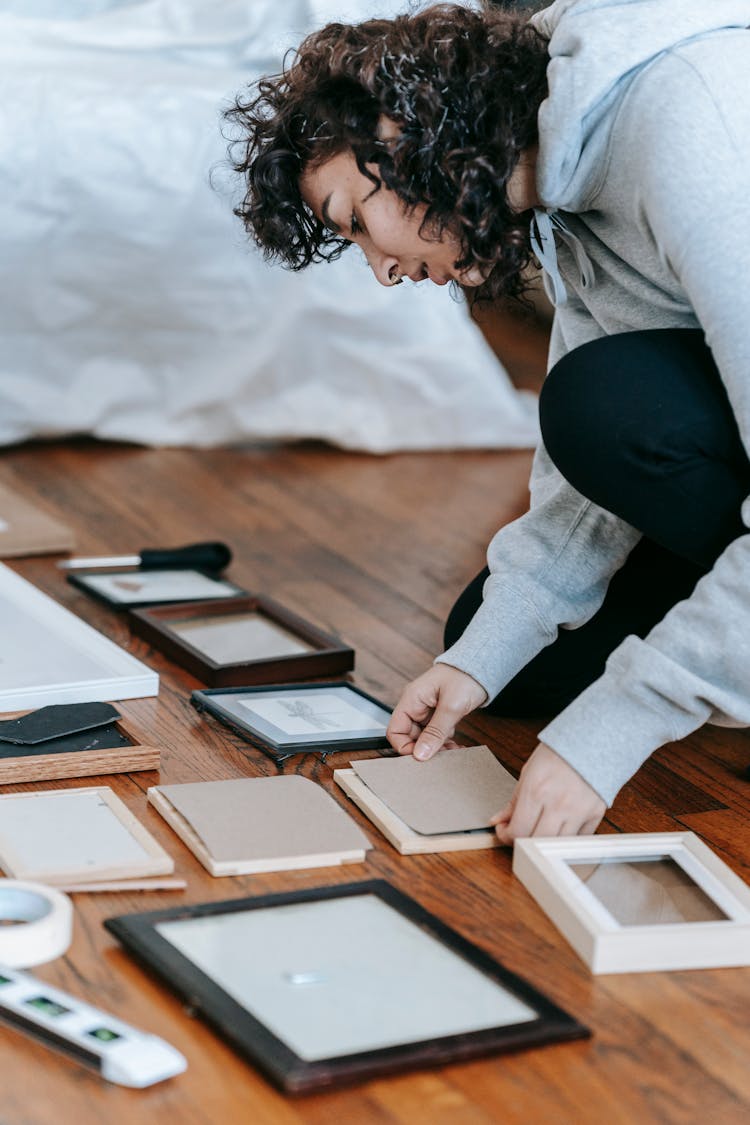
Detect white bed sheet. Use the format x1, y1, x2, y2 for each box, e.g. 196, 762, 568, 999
0, 0, 539, 452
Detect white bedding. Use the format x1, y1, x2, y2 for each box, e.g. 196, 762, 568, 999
0, 1, 539, 452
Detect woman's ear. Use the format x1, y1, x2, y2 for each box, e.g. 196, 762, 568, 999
376, 115, 402, 142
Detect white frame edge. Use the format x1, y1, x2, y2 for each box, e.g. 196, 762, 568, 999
512, 832, 750, 974
0, 563, 158, 710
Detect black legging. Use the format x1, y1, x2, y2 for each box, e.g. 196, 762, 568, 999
444, 329, 750, 717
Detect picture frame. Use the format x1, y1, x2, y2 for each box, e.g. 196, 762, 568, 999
0, 702, 159, 784
191, 682, 391, 762
332, 745, 516, 855
104, 880, 589, 1094
335, 766, 499, 854
147, 775, 371, 876
68, 567, 246, 610
0, 562, 158, 712
130, 596, 355, 687
0, 786, 174, 885
513, 831, 750, 974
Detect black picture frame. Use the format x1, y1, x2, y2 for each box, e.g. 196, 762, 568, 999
191, 681, 391, 762
68, 568, 247, 611
104, 880, 589, 1094
130, 596, 355, 687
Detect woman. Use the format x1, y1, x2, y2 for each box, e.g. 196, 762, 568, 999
227, 1, 750, 840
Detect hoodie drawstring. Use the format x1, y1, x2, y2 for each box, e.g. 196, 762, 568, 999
530, 208, 595, 307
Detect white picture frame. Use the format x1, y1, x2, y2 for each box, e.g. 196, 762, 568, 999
0, 562, 158, 711
513, 832, 750, 974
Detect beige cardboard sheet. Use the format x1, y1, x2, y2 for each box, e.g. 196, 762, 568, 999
152, 775, 370, 863
0, 482, 74, 557
351, 745, 516, 836
570, 857, 728, 926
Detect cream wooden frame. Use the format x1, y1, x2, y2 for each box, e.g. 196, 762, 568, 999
334, 767, 500, 855
513, 832, 750, 974
0, 562, 158, 711
0, 786, 174, 885
147, 785, 369, 876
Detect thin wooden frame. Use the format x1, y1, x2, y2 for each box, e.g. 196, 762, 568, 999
130, 596, 354, 687
147, 777, 371, 876
104, 880, 589, 1094
0, 786, 174, 885
513, 832, 750, 974
0, 562, 158, 711
0, 711, 159, 784
192, 682, 391, 763
334, 767, 500, 855
69, 568, 246, 610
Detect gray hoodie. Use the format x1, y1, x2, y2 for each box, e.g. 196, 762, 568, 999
437, 0, 750, 805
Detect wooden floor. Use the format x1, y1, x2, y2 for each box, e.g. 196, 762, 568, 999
1, 307, 749, 1124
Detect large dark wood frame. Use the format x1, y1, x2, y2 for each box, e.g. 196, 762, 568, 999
191, 681, 392, 763
68, 568, 247, 611
104, 879, 589, 1094
129, 595, 355, 687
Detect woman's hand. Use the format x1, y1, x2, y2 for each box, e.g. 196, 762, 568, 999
491, 742, 606, 843
387, 665, 488, 760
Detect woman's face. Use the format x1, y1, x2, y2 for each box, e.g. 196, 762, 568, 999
300, 150, 486, 288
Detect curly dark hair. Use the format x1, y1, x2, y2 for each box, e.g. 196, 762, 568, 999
224, 3, 549, 302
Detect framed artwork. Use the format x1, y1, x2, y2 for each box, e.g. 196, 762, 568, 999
513, 831, 750, 973
0, 563, 158, 712
68, 567, 245, 610
192, 682, 392, 763
104, 880, 589, 1093
130, 596, 354, 687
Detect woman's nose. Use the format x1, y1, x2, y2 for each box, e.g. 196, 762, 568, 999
367, 248, 401, 287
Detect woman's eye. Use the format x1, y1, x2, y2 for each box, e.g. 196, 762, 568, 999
350, 212, 362, 236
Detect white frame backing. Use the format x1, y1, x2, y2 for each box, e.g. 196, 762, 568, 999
0, 563, 158, 710
513, 832, 750, 973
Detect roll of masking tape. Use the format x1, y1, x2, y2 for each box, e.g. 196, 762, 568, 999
0, 880, 73, 968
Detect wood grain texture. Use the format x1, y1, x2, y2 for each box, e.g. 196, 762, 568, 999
0, 314, 748, 1122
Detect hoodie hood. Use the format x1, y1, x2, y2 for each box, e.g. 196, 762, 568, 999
530, 0, 750, 211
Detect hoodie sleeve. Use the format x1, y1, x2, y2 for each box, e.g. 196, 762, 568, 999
534, 50, 750, 804
436, 296, 642, 744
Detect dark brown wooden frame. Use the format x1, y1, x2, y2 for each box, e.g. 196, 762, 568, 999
0, 713, 159, 784
105, 879, 589, 1094
129, 595, 355, 687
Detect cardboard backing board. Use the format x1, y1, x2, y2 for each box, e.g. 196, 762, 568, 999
334, 745, 516, 855
148, 775, 371, 876
0, 787, 173, 885
0, 482, 74, 558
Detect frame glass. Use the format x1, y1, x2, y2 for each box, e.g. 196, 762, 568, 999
104, 880, 589, 1093
513, 832, 750, 973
